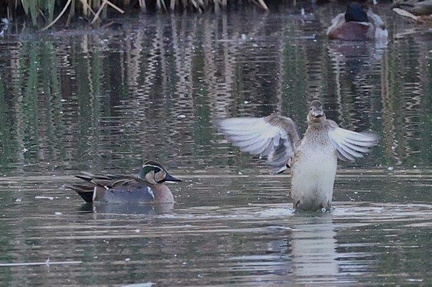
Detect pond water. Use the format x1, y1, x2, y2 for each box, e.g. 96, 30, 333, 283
1, 2, 432, 285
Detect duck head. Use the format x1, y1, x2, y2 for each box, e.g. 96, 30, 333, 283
138, 161, 182, 185
345, 2, 369, 23
307, 100, 326, 126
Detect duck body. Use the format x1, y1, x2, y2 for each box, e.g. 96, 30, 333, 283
68, 161, 181, 204
327, 2, 388, 41
218, 100, 379, 212
92, 181, 172, 204
291, 126, 337, 211
328, 20, 374, 41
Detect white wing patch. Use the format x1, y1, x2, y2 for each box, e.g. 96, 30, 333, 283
328, 126, 379, 162
218, 117, 286, 157
147, 186, 155, 199
218, 116, 296, 173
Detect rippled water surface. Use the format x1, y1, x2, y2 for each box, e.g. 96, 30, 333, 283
1, 3, 432, 286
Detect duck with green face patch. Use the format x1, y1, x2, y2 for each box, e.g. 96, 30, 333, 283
218, 100, 379, 212
68, 161, 182, 204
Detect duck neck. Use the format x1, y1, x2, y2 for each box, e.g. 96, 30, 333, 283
152, 184, 175, 203
307, 120, 326, 130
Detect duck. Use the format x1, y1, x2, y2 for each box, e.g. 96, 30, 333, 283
67, 161, 182, 204
392, 1, 432, 22
218, 100, 379, 212
327, 2, 388, 41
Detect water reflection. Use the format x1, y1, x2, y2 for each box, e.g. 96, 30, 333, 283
290, 214, 339, 284
0, 6, 393, 174
1, 2, 432, 286
2, 171, 432, 285
0, 5, 430, 173
91, 202, 174, 215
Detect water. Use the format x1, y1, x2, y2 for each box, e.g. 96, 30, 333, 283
1, 3, 432, 285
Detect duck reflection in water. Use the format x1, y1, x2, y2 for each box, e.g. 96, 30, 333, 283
67, 161, 181, 214
218, 100, 379, 212
290, 213, 339, 283
327, 2, 388, 41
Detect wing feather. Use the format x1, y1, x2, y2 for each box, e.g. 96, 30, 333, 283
218, 114, 299, 173
327, 120, 379, 162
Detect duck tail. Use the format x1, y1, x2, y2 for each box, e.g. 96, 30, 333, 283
65, 184, 94, 203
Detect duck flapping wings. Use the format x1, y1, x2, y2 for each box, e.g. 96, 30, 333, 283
218, 113, 378, 174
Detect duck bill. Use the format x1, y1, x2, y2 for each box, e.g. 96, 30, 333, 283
309, 109, 325, 123
312, 110, 324, 118
164, 173, 182, 182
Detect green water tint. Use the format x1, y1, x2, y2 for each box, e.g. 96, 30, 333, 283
0, 4, 431, 285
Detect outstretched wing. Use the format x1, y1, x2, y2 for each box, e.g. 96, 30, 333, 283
327, 120, 379, 162
218, 114, 300, 173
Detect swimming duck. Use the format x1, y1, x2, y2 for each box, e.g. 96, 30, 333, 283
218, 100, 379, 211
327, 2, 388, 41
68, 161, 181, 204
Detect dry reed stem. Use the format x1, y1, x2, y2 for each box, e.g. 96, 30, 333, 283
139, 0, 146, 11
66, 0, 76, 26
41, 0, 72, 31
393, 7, 432, 23
257, 0, 268, 10
157, 0, 167, 11
253, 0, 268, 10
393, 7, 419, 21
82, 0, 89, 16
80, 0, 97, 17
83, 0, 125, 23
91, 0, 108, 24
104, 0, 125, 14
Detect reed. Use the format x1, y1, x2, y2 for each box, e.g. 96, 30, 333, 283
10, 0, 268, 29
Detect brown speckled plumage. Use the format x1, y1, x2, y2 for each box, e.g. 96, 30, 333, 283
219, 100, 379, 211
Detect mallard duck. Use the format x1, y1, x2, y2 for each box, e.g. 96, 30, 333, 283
67, 161, 181, 204
218, 100, 379, 211
327, 2, 388, 41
